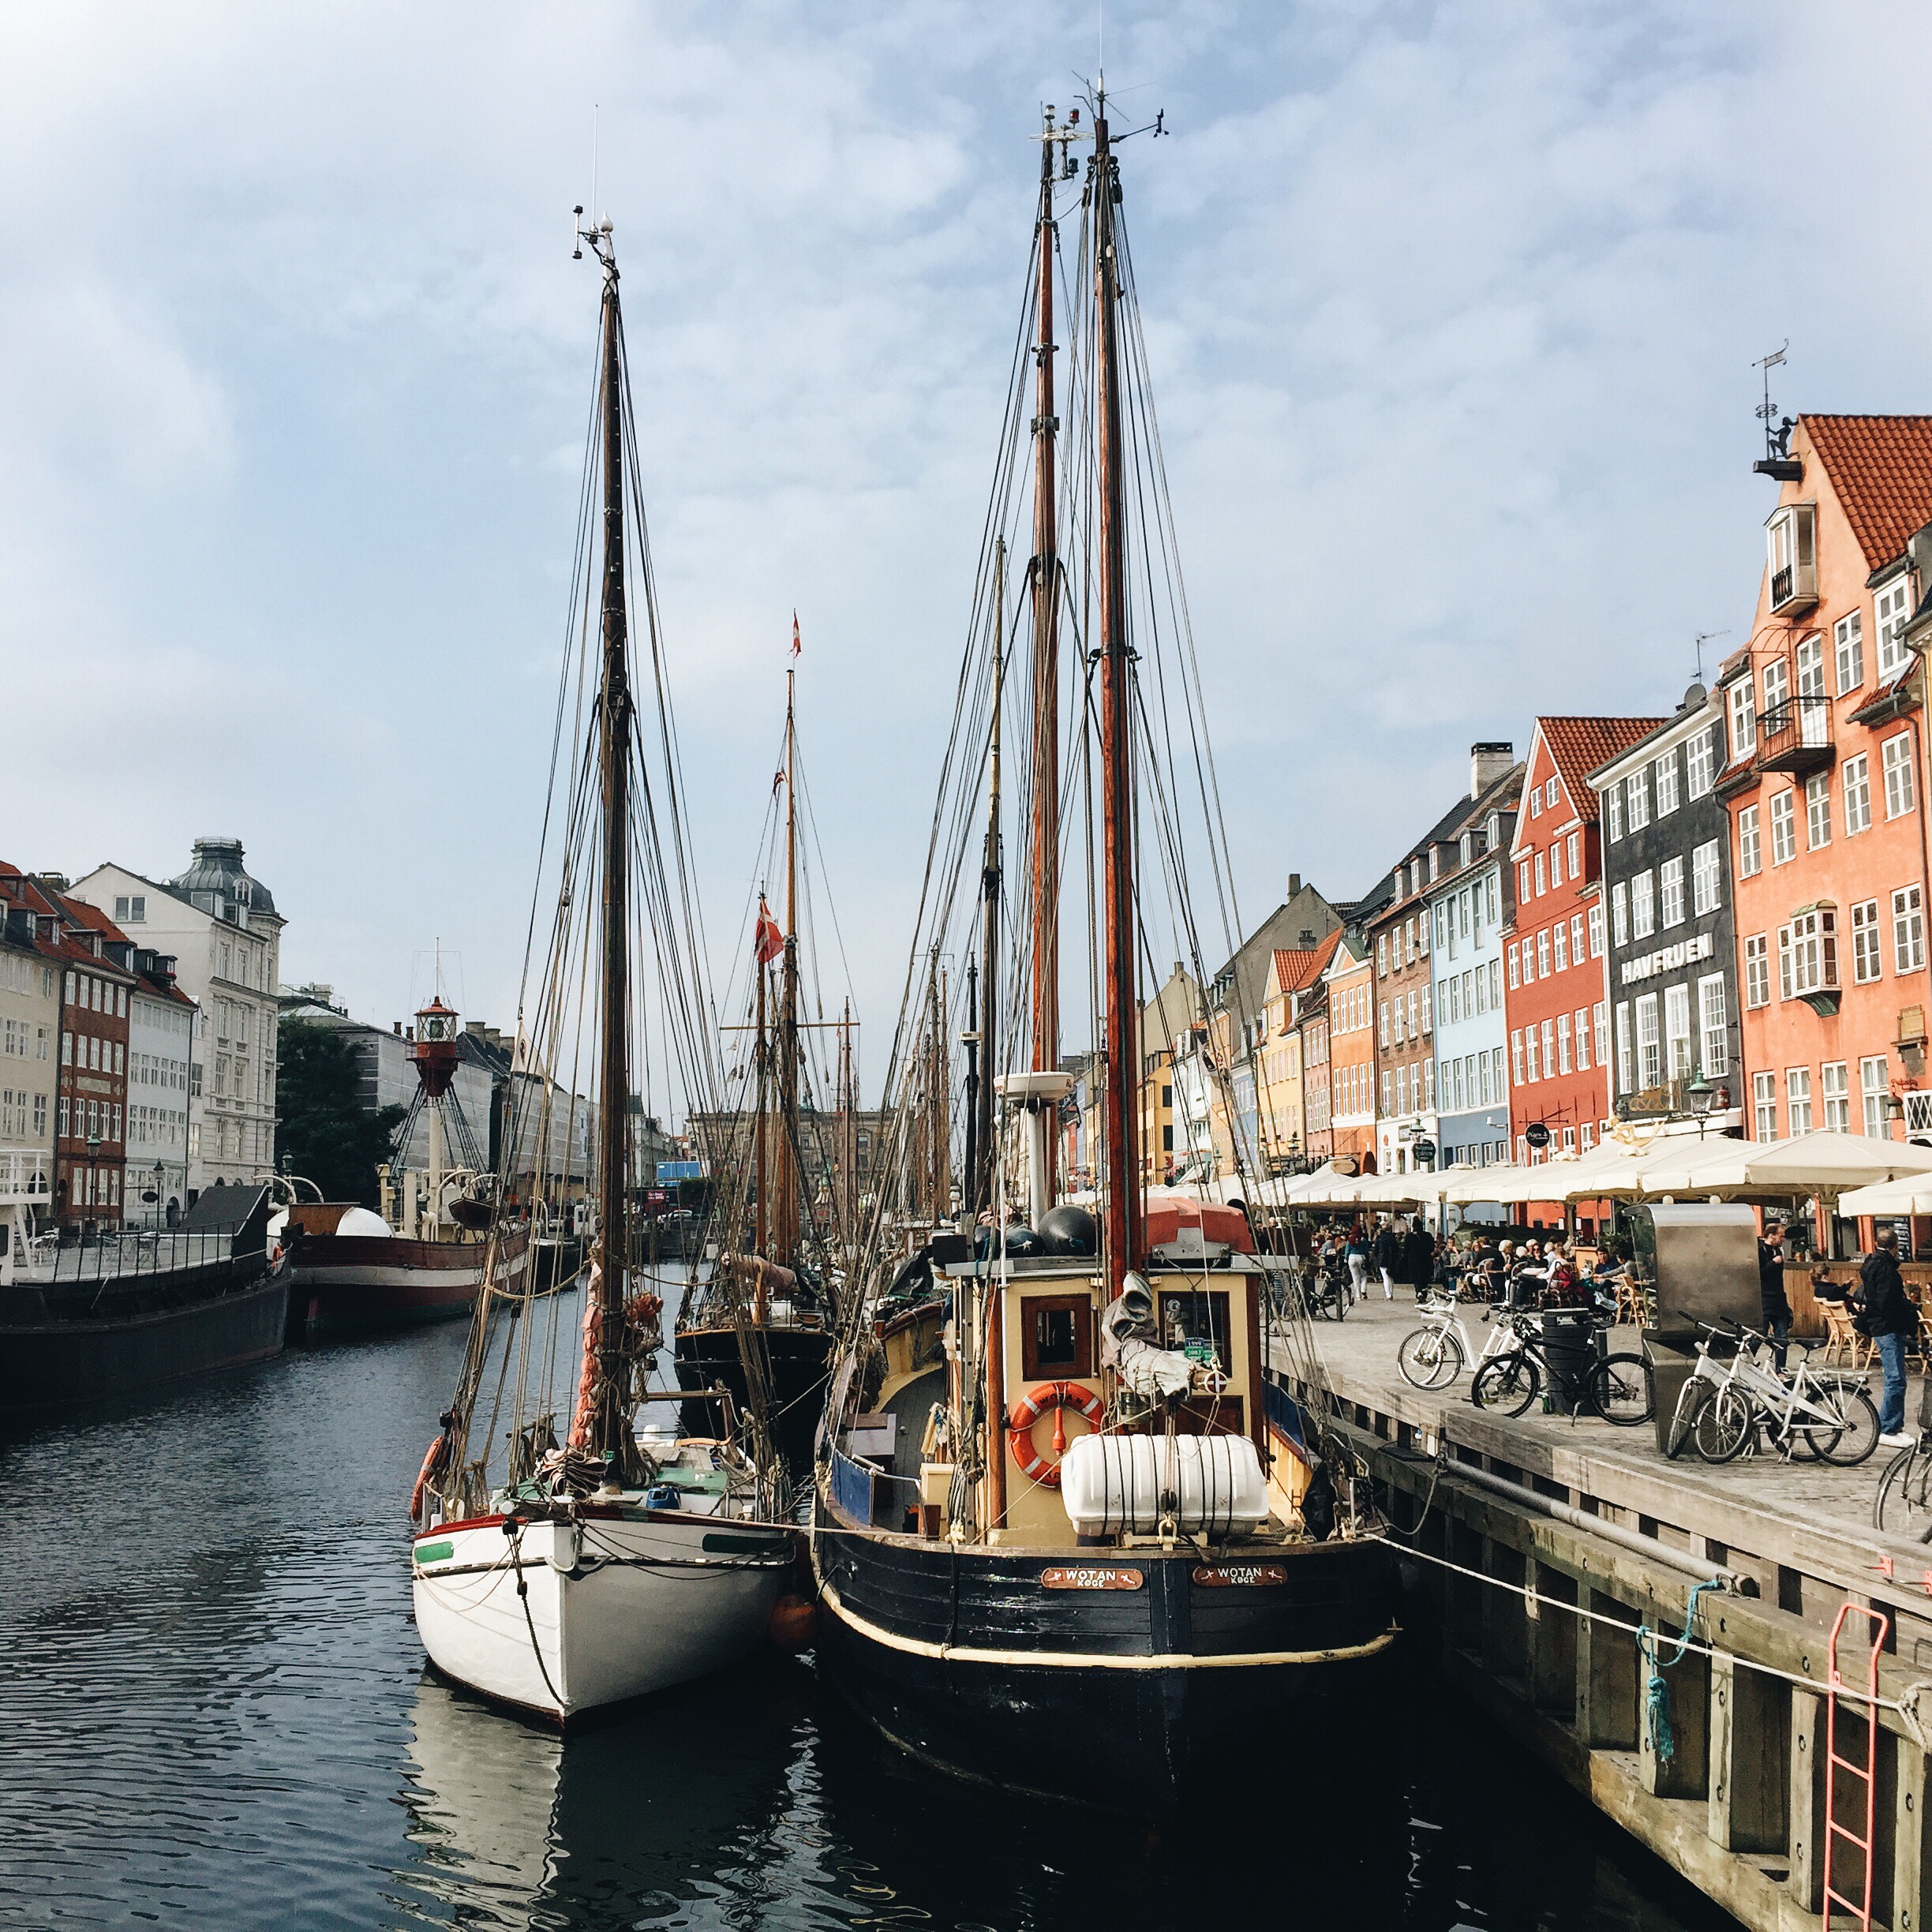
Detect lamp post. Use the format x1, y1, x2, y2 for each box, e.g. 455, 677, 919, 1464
1686, 1069, 1715, 1139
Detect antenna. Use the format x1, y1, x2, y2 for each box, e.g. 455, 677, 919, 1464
592, 102, 600, 227
1694, 629, 1730, 683
1754, 341, 1792, 462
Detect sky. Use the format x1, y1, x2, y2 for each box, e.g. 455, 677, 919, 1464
6, 1, 1931, 1103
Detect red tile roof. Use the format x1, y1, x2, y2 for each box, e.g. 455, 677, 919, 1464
1271, 944, 1330, 997
1537, 717, 1668, 822
1802, 415, 1932, 573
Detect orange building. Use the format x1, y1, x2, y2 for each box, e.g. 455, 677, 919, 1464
1324, 931, 1377, 1168
1719, 415, 1932, 1153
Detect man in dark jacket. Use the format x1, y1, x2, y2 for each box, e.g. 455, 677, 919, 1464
1859, 1227, 1919, 1444
1403, 1222, 1436, 1301
1373, 1220, 1403, 1301
1758, 1219, 1793, 1368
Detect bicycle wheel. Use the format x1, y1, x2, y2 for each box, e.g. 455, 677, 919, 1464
1585, 1352, 1654, 1426
1695, 1386, 1758, 1463
1472, 1354, 1540, 1417
1398, 1325, 1465, 1391
1808, 1384, 1880, 1467
1664, 1378, 1711, 1460
1874, 1443, 1932, 1542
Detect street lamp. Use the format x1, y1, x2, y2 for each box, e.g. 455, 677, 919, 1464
1686, 1069, 1715, 1137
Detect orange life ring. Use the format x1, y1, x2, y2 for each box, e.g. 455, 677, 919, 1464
1006, 1380, 1106, 1488
410, 1432, 447, 1525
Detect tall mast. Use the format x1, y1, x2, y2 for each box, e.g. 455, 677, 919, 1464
753, 953, 768, 1257
591, 234, 632, 1458
1029, 111, 1063, 1203
775, 669, 799, 1261
1093, 103, 1140, 1294
837, 997, 856, 1244
975, 538, 1004, 1215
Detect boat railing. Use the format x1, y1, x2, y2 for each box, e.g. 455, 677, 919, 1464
11, 1222, 255, 1287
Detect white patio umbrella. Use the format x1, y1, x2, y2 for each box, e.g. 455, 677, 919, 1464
1636, 1129, 1932, 1200
1835, 1172, 1932, 1218
1437, 1163, 1536, 1205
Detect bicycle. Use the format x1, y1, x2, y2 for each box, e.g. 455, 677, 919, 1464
1397, 1297, 1530, 1391
1874, 1381, 1932, 1539
1470, 1308, 1653, 1424
1669, 1320, 1878, 1466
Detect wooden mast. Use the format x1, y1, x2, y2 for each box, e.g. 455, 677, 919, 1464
837, 996, 856, 1244
1028, 113, 1063, 1201
775, 669, 799, 1264
974, 538, 1004, 1215
752, 949, 768, 1258
591, 237, 634, 1463
1093, 103, 1140, 1295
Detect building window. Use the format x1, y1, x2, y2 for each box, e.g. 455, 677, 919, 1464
1507, 942, 1519, 989
1883, 732, 1916, 818
1606, 785, 1625, 841
1534, 851, 1546, 897
1511, 1029, 1525, 1087
1556, 1013, 1571, 1075
1894, 885, 1926, 974
1852, 898, 1882, 983
1878, 576, 1915, 679
1378, 1001, 1388, 1047
1626, 771, 1649, 831
1822, 1061, 1850, 1133
1654, 754, 1679, 817
1631, 871, 1655, 939
1697, 975, 1728, 1079
1571, 913, 1584, 963
1537, 929, 1551, 977
1574, 1005, 1591, 1072
1518, 859, 1532, 902
1781, 906, 1839, 998
1636, 994, 1661, 1088
1550, 920, 1567, 972
1729, 680, 1756, 758
1844, 754, 1872, 837
1738, 804, 1761, 878
1691, 839, 1720, 916
1593, 1002, 1608, 1069
1567, 829, 1580, 878
1614, 1001, 1632, 1093
1806, 772, 1831, 849
1754, 1069, 1778, 1142
1743, 933, 1769, 1008
1421, 986, 1431, 1033
1769, 790, 1796, 865
113, 894, 146, 923
1764, 653, 1788, 724
1863, 1056, 1891, 1139
1664, 983, 1693, 1080
1376, 934, 1387, 977
1544, 777, 1557, 811
1787, 1067, 1813, 1136
1660, 856, 1686, 929
1588, 904, 1604, 958
1687, 728, 1716, 799
1529, 786, 1542, 820
1610, 882, 1628, 947
1835, 609, 1864, 695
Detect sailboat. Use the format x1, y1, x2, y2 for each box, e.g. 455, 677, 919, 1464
408, 212, 792, 1724
676, 668, 842, 1478
810, 99, 1398, 1810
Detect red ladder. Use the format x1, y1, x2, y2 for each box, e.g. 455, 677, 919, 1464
1824, 1601, 1892, 1930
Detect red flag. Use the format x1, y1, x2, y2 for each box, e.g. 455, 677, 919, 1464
790, 610, 801, 659
754, 897, 784, 965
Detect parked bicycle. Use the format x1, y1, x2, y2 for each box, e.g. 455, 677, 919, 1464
1664, 1319, 1877, 1466
1872, 1382, 1932, 1539
1397, 1297, 1529, 1391
1469, 1309, 1654, 1425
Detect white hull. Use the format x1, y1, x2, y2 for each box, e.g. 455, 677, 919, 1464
411, 1508, 791, 1721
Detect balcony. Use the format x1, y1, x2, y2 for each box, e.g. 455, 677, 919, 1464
0, 1151, 51, 1206
1766, 503, 1818, 616
1756, 686, 1835, 779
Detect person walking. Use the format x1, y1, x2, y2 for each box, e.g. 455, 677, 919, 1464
1402, 1219, 1436, 1302
1373, 1218, 1402, 1301
1757, 1219, 1793, 1369
1859, 1226, 1919, 1447
1344, 1222, 1371, 1305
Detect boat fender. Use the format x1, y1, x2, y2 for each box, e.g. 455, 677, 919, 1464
409, 1433, 447, 1526
547, 1522, 579, 1574
769, 1593, 816, 1654
1007, 1381, 1106, 1489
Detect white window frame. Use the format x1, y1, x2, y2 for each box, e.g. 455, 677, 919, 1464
1822, 1060, 1850, 1133
1654, 752, 1679, 817
1635, 992, 1661, 1089
1697, 974, 1728, 1078
1729, 680, 1756, 758
1863, 1055, 1891, 1140
1631, 871, 1655, 940
1744, 933, 1769, 1009
1894, 884, 1925, 974
1787, 1065, 1813, 1136
1852, 898, 1882, 984
1844, 753, 1872, 837
1605, 784, 1624, 842
1659, 856, 1686, 929
1753, 1069, 1778, 1143
1806, 771, 1832, 849
1738, 803, 1762, 878
1883, 732, 1916, 818
1769, 790, 1796, 866
1687, 728, 1715, 799
1691, 838, 1720, 916
1835, 609, 1864, 695
1878, 575, 1915, 680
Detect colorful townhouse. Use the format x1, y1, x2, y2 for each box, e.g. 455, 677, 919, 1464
1324, 931, 1378, 1169
1717, 415, 1932, 1144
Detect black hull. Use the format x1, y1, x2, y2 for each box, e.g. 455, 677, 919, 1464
0, 1258, 288, 1420
811, 1495, 1399, 1814
676, 1324, 833, 1471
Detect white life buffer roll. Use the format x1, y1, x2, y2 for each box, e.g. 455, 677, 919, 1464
1058, 1431, 1268, 1540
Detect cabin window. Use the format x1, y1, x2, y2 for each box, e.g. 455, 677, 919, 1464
1022, 1295, 1093, 1380
1158, 1290, 1234, 1366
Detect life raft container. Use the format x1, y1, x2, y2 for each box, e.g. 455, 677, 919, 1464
1006, 1380, 1106, 1488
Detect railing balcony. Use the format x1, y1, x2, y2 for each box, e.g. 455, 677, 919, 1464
1757, 688, 1835, 778
0, 1150, 51, 1206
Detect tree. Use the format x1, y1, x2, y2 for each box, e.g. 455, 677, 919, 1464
275, 1020, 407, 1208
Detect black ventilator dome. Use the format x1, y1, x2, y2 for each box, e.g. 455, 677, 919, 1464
1035, 1204, 1098, 1256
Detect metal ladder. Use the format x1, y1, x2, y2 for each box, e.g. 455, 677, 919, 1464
1825, 1601, 1892, 1930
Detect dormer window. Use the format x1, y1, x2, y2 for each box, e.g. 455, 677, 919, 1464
1486, 811, 1501, 847
1766, 502, 1818, 614
1458, 832, 1472, 865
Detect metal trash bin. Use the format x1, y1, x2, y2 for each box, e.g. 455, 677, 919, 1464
1541, 1310, 1593, 1415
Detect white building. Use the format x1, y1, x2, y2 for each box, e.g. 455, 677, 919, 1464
71, 839, 285, 1198
126, 953, 197, 1226
0, 886, 58, 1256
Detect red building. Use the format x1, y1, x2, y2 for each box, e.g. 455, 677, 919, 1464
1504, 717, 1663, 1220
9, 873, 135, 1228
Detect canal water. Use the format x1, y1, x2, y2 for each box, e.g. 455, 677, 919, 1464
0, 1312, 1734, 1931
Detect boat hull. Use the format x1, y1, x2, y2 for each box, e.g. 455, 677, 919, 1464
676, 1324, 833, 1472
811, 1496, 1399, 1812
412, 1509, 793, 1723
0, 1258, 287, 1421
287, 1232, 526, 1341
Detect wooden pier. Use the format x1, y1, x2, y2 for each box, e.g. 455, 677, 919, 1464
1280, 1299, 1932, 1931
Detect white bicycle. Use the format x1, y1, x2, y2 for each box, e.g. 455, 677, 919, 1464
1396, 1297, 1528, 1391
1666, 1319, 1878, 1466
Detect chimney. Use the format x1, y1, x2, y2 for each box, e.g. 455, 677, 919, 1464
1470, 742, 1513, 799
1286, 872, 1302, 901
